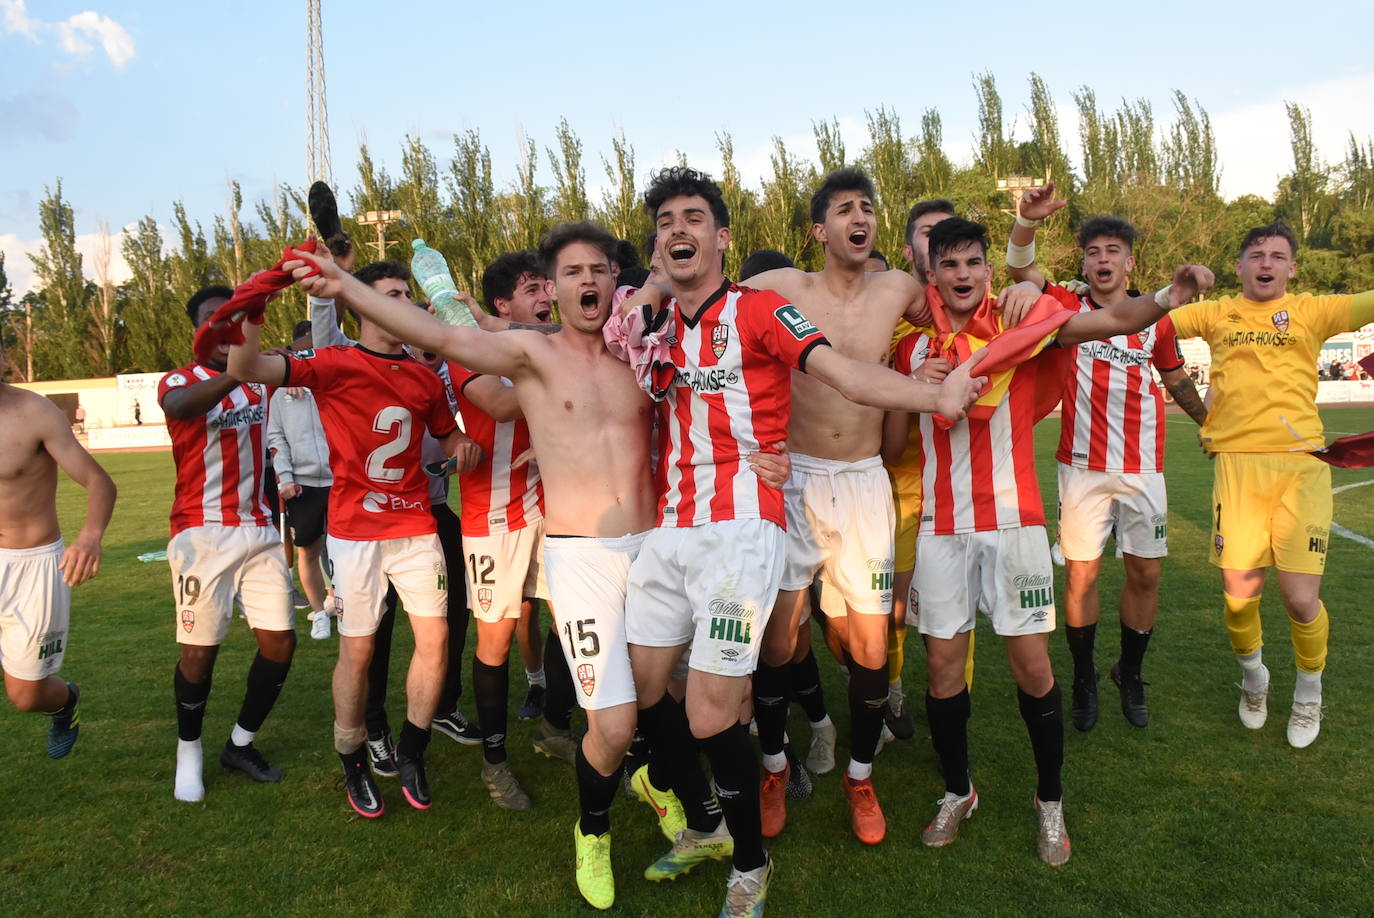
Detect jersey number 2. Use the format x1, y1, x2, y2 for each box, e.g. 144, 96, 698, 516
365, 406, 412, 482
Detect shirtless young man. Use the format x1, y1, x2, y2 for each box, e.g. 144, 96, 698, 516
0, 340, 115, 758
621, 166, 982, 916
282, 222, 783, 911
742, 168, 936, 844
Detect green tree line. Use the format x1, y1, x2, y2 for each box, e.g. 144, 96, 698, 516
4, 73, 1373, 381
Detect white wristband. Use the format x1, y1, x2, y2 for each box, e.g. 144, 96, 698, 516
1006, 238, 1036, 270
1154, 285, 1173, 309
1015, 214, 1041, 229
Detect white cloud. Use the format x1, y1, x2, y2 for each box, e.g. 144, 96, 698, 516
2, 223, 146, 299
0, 1, 134, 70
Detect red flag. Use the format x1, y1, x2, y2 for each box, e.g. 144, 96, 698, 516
192, 239, 319, 363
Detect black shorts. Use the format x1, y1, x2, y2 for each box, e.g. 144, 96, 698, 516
285, 485, 329, 547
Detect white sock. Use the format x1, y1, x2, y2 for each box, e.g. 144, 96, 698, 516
309, 608, 326, 620
761, 751, 787, 773
811, 714, 833, 729
230, 724, 255, 747
889, 677, 903, 695
1238, 652, 1268, 693
527, 667, 545, 688
1294, 670, 1323, 704
174, 739, 205, 802
846, 758, 872, 781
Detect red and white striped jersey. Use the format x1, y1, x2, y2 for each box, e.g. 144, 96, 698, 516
895, 332, 1049, 535
656, 282, 829, 529
449, 362, 543, 537
158, 362, 273, 537
284, 345, 458, 541
1051, 284, 1184, 474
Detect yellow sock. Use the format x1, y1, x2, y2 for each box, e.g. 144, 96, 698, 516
1223, 593, 1263, 657
963, 629, 976, 691
887, 628, 905, 685
1289, 602, 1329, 674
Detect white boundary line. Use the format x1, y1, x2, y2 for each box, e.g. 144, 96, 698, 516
1331, 479, 1374, 549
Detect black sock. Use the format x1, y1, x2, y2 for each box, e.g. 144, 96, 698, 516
752, 661, 791, 758
473, 657, 509, 764
396, 719, 432, 761
174, 664, 211, 742
1119, 622, 1153, 678
926, 689, 971, 796
699, 723, 765, 872
637, 693, 720, 833
791, 647, 828, 723
365, 590, 398, 738
847, 661, 888, 765
575, 741, 620, 837
1064, 624, 1097, 685
542, 627, 574, 732
1018, 683, 1064, 802
234, 652, 291, 737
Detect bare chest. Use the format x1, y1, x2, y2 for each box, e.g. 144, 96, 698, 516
804, 297, 896, 363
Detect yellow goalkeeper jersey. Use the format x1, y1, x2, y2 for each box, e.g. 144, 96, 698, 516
1169, 290, 1374, 453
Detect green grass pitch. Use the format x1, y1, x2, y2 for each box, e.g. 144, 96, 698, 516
2, 406, 1371, 917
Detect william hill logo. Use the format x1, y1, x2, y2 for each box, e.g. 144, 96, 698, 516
1014, 573, 1053, 610
708, 598, 752, 644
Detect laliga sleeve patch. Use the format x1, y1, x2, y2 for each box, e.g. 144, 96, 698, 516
165, 373, 188, 388
291, 348, 316, 360
774, 303, 818, 340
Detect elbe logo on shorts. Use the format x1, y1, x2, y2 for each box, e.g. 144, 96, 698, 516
774, 304, 818, 341
1271, 311, 1289, 333
712, 323, 730, 359
577, 663, 596, 697
477, 588, 492, 613
181, 610, 195, 633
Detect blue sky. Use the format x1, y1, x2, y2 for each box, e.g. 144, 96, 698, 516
3, 0, 1372, 295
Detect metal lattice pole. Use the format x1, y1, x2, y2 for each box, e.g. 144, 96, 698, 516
305, 0, 332, 187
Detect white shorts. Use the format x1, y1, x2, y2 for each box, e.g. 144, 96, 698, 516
626, 519, 784, 678
169, 525, 293, 646
780, 454, 894, 617
911, 526, 1056, 640
543, 531, 645, 711
1057, 465, 1168, 561
0, 540, 71, 681
464, 521, 550, 623
327, 534, 447, 637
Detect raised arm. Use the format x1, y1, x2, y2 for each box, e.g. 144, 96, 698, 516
285, 248, 540, 378
1005, 183, 1063, 289
804, 345, 984, 424
37, 401, 116, 586
1056, 265, 1214, 347
227, 320, 291, 386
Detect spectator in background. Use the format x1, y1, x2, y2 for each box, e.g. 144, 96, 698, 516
268, 321, 334, 640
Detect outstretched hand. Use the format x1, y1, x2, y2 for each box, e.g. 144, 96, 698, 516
936, 350, 987, 423
1169, 265, 1215, 308
1019, 182, 1066, 222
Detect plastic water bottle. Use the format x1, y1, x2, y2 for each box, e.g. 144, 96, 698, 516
411, 239, 477, 327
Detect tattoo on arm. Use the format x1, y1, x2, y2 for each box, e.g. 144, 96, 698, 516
505, 321, 561, 335
1164, 374, 1208, 425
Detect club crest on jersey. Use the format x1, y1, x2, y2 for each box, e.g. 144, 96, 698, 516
577, 663, 596, 697
181, 610, 195, 633
774, 304, 818, 341
712, 323, 731, 358
1271, 310, 1289, 333
1214, 534, 1225, 554
477, 588, 492, 613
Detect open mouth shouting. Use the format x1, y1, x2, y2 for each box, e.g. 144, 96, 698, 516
847, 228, 869, 249
667, 239, 696, 267
577, 289, 600, 317
535, 305, 552, 323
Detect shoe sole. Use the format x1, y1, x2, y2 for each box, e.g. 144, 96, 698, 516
646, 851, 731, 883
47, 727, 79, 760
370, 763, 399, 778
402, 785, 432, 810
432, 723, 483, 747
347, 791, 384, 819
222, 762, 283, 783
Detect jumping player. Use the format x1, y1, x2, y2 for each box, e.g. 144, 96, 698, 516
1159, 220, 1374, 747
0, 338, 114, 758
160, 286, 297, 802
1007, 186, 1207, 729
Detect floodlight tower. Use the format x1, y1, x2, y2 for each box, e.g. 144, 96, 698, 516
305, 0, 332, 186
